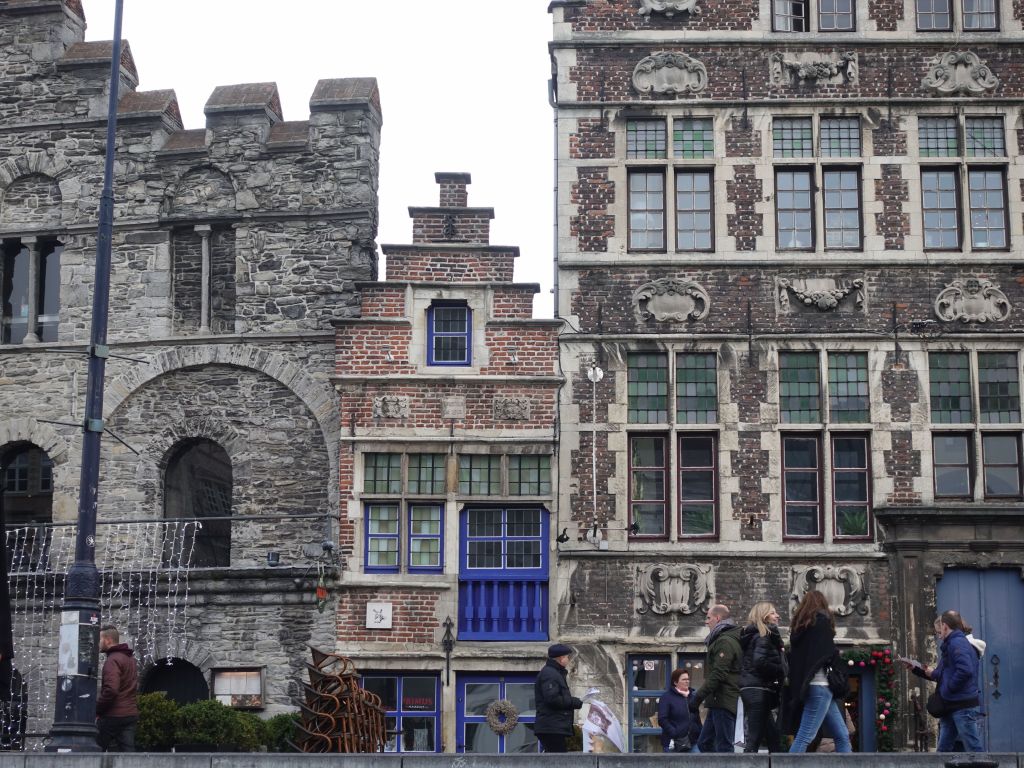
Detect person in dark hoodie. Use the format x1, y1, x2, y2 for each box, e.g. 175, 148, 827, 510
901, 610, 984, 752
534, 643, 583, 752
689, 603, 742, 752
657, 668, 701, 752
739, 601, 786, 753
96, 625, 139, 752
786, 590, 851, 753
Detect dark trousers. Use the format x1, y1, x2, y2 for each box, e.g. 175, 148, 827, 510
696, 707, 736, 753
741, 687, 781, 753
537, 732, 568, 752
96, 715, 137, 752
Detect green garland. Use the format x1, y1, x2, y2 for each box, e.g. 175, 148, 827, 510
839, 646, 897, 752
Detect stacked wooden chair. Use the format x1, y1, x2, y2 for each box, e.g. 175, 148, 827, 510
288, 646, 388, 753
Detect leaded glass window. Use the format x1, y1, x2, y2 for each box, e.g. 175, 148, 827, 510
918, 117, 958, 157
676, 353, 718, 424
627, 119, 667, 159
408, 454, 446, 495
780, 351, 821, 423
458, 455, 501, 496
930, 352, 972, 423
673, 118, 715, 158
365, 453, 402, 494
628, 352, 669, 424
967, 169, 1007, 249
828, 352, 869, 423
675, 171, 713, 251
966, 117, 1005, 157
773, 118, 814, 157
508, 455, 552, 496
820, 117, 861, 157
979, 352, 1020, 423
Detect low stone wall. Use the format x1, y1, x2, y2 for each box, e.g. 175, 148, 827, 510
4, 753, 1019, 768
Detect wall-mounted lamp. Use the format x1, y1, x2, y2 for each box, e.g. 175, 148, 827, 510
507, 347, 519, 365
383, 347, 395, 363
440, 616, 455, 687
267, 551, 281, 567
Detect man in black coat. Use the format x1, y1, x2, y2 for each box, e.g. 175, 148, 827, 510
534, 643, 583, 752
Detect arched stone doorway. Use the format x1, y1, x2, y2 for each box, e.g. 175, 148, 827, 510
141, 659, 209, 706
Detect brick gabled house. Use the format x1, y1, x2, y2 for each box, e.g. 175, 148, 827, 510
333, 173, 562, 753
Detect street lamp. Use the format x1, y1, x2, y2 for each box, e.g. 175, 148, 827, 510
46, 0, 125, 752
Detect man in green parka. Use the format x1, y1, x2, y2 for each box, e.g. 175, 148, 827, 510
689, 603, 742, 752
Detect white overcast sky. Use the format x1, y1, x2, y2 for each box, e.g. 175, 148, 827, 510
82, 1, 556, 316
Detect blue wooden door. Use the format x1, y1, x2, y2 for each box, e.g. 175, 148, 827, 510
935, 568, 1024, 752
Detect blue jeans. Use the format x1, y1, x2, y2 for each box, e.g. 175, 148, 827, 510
938, 707, 984, 752
696, 707, 736, 753
789, 685, 852, 753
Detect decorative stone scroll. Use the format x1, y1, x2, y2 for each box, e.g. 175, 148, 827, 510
372, 396, 409, 419
633, 278, 711, 323
777, 277, 865, 313
632, 52, 708, 97
493, 396, 532, 421
769, 52, 858, 87
934, 278, 1011, 324
635, 563, 714, 616
922, 51, 998, 96
638, 0, 700, 16
791, 565, 869, 617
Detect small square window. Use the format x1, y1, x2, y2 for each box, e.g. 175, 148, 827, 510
918, 117, 958, 157
458, 455, 501, 496
773, 118, 814, 158
508, 455, 552, 496
673, 118, 715, 159
820, 117, 861, 157
408, 454, 446, 495
213, 669, 263, 709
627, 119, 667, 159
364, 453, 402, 494
965, 117, 1005, 157
774, 0, 810, 29
917, 0, 952, 28
819, 0, 855, 29
963, 0, 998, 29
427, 303, 470, 366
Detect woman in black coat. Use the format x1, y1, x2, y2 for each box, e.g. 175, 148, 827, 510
739, 601, 786, 752
785, 591, 851, 753
657, 668, 702, 752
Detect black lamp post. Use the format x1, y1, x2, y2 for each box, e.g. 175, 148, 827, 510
46, 0, 125, 751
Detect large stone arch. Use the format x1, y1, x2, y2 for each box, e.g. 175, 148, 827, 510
0, 418, 76, 522
0, 153, 73, 233
103, 344, 339, 513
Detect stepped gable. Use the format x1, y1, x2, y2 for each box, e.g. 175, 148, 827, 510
117, 89, 182, 128
58, 39, 137, 85
204, 82, 282, 121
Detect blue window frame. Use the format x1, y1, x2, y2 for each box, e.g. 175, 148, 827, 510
365, 502, 444, 574
362, 673, 441, 752
457, 506, 548, 640
457, 674, 537, 753
628, 654, 670, 753
427, 302, 471, 366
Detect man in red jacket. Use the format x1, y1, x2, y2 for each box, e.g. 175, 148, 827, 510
96, 625, 139, 751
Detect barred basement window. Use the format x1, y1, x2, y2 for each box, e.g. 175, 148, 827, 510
676, 353, 718, 424
673, 118, 715, 159
979, 352, 1020, 423
819, 117, 861, 157
627, 119, 667, 159
828, 352, 869, 423
918, 117, 959, 157
458, 455, 501, 496
780, 351, 822, 423
773, 118, 814, 158
364, 453, 402, 494
930, 352, 972, 423
628, 352, 669, 424
966, 117, 1005, 157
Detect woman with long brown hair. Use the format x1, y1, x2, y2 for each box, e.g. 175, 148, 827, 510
785, 590, 851, 753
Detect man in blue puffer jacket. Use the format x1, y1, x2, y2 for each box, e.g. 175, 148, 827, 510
907, 610, 984, 752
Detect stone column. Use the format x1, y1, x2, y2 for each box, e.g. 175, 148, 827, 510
21, 236, 39, 343
195, 225, 212, 334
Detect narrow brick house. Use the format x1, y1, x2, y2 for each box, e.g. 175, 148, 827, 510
332, 173, 562, 753
0, 0, 379, 745
549, 0, 1024, 751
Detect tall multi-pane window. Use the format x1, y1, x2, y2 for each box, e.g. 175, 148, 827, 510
783, 435, 822, 538
627, 119, 667, 159
508, 455, 552, 496
820, 117, 861, 157
408, 504, 443, 570
978, 352, 1020, 423
365, 453, 402, 493
776, 170, 814, 249
630, 435, 668, 537
966, 117, 1005, 157
819, 0, 854, 27
982, 434, 1021, 498
918, 117, 959, 157
458, 455, 501, 495
921, 169, 960, 249
408, 454, 446, 495
933, 434, 972, 497
773, 0, 810, 29
678, 434, 717, 537
676, 353, 718, 424
675, 171, 713, 251
822, 169, 861, 248
628, 352, 669, 423
967, 169, 1007, 249
780, 351, 822, 423
1, 239, 62, 345
930, 352, 972, 423
773, 118, 814, 158
917, 0, 952, 28
366, 503, 400, 571
673, 118, 715, 158
628, 171, 666, 250
832, 435, 871, 538
963, 0, 998, 28
828, 352, 869, 422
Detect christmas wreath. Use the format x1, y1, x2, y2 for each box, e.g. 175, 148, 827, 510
485, 699, 519, 736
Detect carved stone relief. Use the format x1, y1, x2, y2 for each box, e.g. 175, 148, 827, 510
934, 278, 1011, 324
636, 563, 714, 616
791, 564, 868, 617
494, 396, 532, 421
777, 277, 865, 313
442, 396, 466, 420
638, 0, 700, 16
922, 51, 998, 96
632, 52, 708, 97
372, 396, 409, 419
633, 278, 711, 322
769, 52, 858, 88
